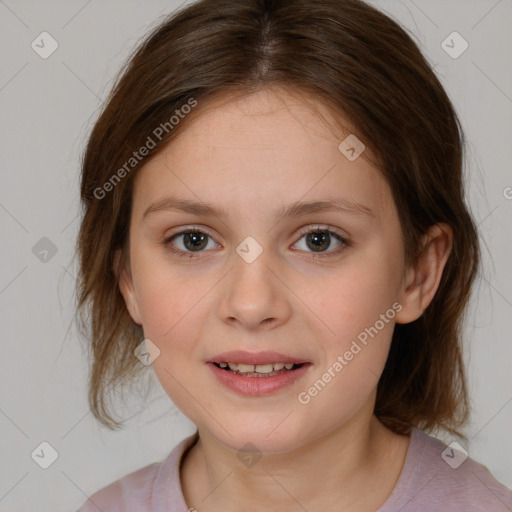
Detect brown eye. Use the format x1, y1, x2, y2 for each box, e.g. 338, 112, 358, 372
181, 232, 209, 251
165, 229, 218, 258
292, 226, 350, 258
305, 231, 331, 252
164, 225, 349, 260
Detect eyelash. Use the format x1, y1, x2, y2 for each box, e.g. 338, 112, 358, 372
163, 225, 350, 260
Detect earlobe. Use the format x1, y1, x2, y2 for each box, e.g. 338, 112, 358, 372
395, 223, 453, 324
114, 248, 143, 325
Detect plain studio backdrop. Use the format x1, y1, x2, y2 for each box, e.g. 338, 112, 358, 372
0, 1, 511, 510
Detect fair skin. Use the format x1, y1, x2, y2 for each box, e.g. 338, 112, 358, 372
116, 87, 453, 511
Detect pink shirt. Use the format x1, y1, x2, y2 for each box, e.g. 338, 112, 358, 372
77, 427, 512, 511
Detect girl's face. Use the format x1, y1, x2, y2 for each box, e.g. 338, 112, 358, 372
119, 87, 415, 453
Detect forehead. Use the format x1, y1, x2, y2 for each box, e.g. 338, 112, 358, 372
167, 87, 355, 158
132, 88, 397, 223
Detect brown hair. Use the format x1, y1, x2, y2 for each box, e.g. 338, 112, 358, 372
75, 0, 480, 439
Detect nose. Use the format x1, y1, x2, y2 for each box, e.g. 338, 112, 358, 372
218, 246, 292, 332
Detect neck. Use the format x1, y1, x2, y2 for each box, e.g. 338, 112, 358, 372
180, 414, 410, 512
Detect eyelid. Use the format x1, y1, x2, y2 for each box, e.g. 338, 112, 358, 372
163, 224, 350, 258
294, 224, 348, 240
164, 224, 217, 241
291, 224, 350, 258
163, 224, 348, 242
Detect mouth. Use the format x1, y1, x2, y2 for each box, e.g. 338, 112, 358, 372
206, 351, 312, 395
212, 361, 306, 377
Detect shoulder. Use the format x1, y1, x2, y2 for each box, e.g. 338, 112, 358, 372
381, 428, 512, 511
76, 432, 198, 512
76, 459, 161, 512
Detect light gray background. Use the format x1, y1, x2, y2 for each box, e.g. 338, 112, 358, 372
0, 1, 511, 510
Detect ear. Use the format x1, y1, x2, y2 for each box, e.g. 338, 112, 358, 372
395, 223, 453, 324
114, 248, 142, 325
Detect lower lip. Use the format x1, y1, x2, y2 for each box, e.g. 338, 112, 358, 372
207, 363, 312, 396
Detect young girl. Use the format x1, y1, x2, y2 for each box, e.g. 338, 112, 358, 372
75, 0, 512, 510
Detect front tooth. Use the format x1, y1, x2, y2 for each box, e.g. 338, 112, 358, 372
237, 363, 255, 372
255, 364, 274, 373
273, 363, 285, 371
228, 362, 238, 371
284, 363, 294, 370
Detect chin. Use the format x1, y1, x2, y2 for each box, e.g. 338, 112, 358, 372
205, 419, 309, 455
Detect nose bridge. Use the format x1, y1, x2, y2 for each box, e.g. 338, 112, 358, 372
218, 235, 291, 329
230, 237, 276, 305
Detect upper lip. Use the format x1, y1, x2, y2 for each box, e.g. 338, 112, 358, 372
207, 350, 310, 365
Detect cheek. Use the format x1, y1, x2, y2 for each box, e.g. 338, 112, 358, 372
131, 246, 208, 338
135, 269, 210, 414
137, 280, 207, 350
315, 254, 401, 347
298, 269, 398, 418
304, 255, 401, 412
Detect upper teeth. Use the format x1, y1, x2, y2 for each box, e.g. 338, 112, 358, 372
219, 362, 295, 373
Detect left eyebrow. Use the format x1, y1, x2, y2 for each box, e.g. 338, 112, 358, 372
142, 194, 376, 220
276, 196, 376, 219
